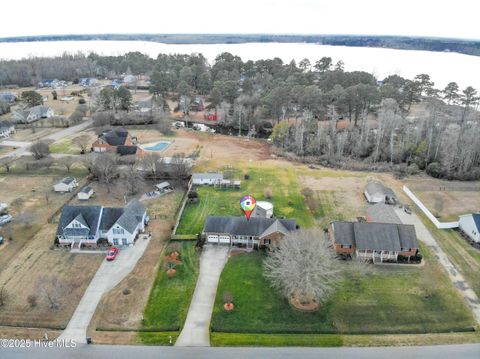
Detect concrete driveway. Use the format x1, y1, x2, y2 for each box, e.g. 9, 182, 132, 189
395, 208, 480, 324
176, 245, 230, 347
59, 236, 151, 343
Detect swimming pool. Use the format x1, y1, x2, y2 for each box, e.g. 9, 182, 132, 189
144, 141, 171, 151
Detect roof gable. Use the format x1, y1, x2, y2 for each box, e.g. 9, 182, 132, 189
57, 205, 102, 237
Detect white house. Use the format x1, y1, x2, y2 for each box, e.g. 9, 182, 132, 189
12, 106, 55, 123
253, 201, 274, 218
77, 186, 94, 200
54, 177, 79, 192
0, 121, 15, 138
192, 172, 223, 185
459, 213, 480, 243
56, 200, 147, 248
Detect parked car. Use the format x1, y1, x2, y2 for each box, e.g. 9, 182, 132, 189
0, 236, 3, 245
106, 247, 119, 261
0, 214, 12, 225
404, 205, 412, 214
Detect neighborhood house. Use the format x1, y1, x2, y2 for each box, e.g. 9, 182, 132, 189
458, 213, 480, 243
364, 182, 397, 204
252, 201, 274, 218
330, 221, 419, 262
203, 216, 297, 248
56, 200, 147, 248
11, 106, 54, 123
0, 121, 15, 138
92, 128, 143, 156
53, 177, 79, 192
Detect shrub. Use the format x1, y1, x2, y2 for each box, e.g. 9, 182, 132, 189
78, 98, 86, 104
426, 162, 443, 178
27, 294, 38, 308
244, 174, 250, 180
122, 289, 131, 296
264, 188, 273, 199
301, 187, 314, 198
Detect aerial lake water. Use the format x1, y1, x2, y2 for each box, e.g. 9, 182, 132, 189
0, 40, 479, 89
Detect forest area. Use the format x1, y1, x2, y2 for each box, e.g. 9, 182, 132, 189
0, 51, 479, 180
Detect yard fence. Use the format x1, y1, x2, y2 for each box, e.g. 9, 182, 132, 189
171, 177, 193, 238
402, 185, 459, 229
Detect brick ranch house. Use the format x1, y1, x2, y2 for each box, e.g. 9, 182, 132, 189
56, 200, 147, 248
92, 128, 144, 157
202, 216, 297, 249
330, 221, 418, 262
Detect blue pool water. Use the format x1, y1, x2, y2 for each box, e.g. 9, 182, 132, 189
145, 141, 171, 151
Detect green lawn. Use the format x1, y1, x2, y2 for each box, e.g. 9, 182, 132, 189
211, 247, 475, 337
50, 139, 80, 155
176, 166, 314, 235
141, 242, 199, 335
417, 211, 480, 298
211, 332, 343, 347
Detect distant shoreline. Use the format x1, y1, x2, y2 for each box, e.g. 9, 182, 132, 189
1, 34, 479, 57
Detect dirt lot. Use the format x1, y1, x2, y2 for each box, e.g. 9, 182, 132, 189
405, 177, 480, 221
7, 127, 63, 142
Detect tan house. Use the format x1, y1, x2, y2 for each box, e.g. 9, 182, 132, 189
202, 216, 297, 249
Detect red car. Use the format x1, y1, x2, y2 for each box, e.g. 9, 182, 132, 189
106, 247, 119, 261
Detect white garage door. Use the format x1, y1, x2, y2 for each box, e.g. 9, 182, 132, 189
219, 235, 231, 244
207, 235, 218, 243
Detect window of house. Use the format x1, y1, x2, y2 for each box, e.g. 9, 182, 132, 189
122, 238, 127, 245
113, 239, 119, 245
264, 239, 271, 245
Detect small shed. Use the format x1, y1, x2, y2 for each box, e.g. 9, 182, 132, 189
192, 173, 223, 185
155, 181, 173, 193
77, 186, 94, 200
253, 201, 274, 218
53, 177, 78, 193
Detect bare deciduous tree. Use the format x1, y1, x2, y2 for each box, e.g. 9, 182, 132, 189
16, 211, 36, 227
93, 153, 118, 192
30, 140, 50, 160
122, 162, 144, 195
141, 153, 161, 179
36, 276, 69, 311
73, 134, 91, 154
263, 229, 341, 305
59, 156, 76, 173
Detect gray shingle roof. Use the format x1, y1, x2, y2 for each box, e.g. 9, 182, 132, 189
367, 203, 402, 224
331, 221, 418, 252
331, 222, 355, 246
99, 207, 124, 231
203, 216, 296, 238
115, 200, 146, 234
101, 129, 129, 146
56, 205, 102, 237
60, 177, 75, 185
116, 145, 139, 156
80, 186, 93, 194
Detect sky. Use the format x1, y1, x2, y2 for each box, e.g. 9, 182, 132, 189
1, 0, 479, 40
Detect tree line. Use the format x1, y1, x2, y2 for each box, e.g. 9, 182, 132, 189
1, 51, 479, 179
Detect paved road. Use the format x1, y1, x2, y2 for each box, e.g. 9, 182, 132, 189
1, 343, 479, 359
395, 208, 480, 324
59, 236, 151, 343
176, 245, 229, 347
0, 119, 92, 160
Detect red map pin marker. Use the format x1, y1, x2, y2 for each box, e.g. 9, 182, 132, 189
240, 195, 256, 220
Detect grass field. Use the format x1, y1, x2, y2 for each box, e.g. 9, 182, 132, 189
176, 166, 314, 235
211, 248, 474, 339
49, 131, 97, 155
417, 212, 480, 298
141, 242, 199, 336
